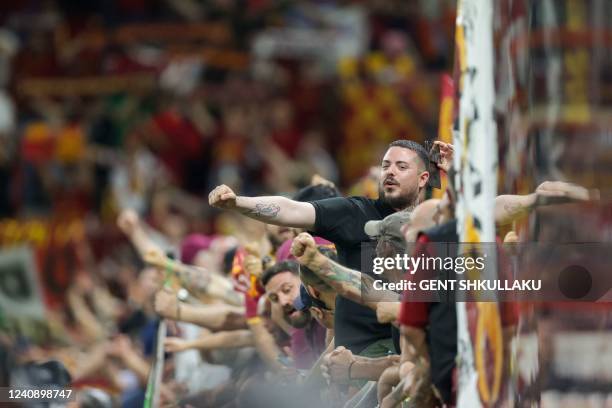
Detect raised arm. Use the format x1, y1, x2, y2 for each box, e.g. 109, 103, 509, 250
290, 233, 399, 308
208, 184, 316, 229
117, 209, 166, 257
144, 250, 243, 306
495, 181, 598, 226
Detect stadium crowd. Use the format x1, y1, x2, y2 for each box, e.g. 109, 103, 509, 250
0, 1, 604, 407
2, 135, 596, 407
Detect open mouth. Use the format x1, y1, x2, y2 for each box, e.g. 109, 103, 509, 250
384, 179, 399, 187
284, 305, 297, 317
384, 183, 399, 192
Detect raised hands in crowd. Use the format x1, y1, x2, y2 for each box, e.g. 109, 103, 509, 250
10, 134, 601, 408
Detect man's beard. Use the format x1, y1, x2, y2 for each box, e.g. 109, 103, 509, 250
285, 309, 311, 328
379, 184, 419, 210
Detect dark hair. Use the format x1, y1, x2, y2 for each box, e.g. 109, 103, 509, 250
222, 247, 238, 276
298, 285, 330, 311
387, 140, 428, 170
261, 260, 300, 286
293, 184, 341, 202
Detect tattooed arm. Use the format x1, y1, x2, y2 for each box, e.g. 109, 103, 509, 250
291, 233, 399, 309
117, 209, 243, 306
208, 184, 315, 229
144, 251, 243, 306
495, 181, 597, 226
494, 194, 536, 226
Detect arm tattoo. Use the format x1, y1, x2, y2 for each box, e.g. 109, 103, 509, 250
503, 202, 525, 218
245, 203, 281, 219
176, 265, 211, 295
314, 258, 398, 302
177, 265, 243, 305
361, 275, 376, 297
321, 261, 362, 293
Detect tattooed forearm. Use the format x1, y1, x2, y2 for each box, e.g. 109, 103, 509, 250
320, 261, 362, 294
172, 263, 244, 305
495, 194, 537, 225
244, 203, 281, 219
307, 255, 398, 304
175, 265, 211, 294
503, 203, 526, 218
361, 275, 376, 296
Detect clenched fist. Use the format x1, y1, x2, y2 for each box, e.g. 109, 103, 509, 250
143, 249, 167, 268
208, 184, 237, 209
535, 181, 599, 206
321, 346, 355, 384
243, 254, 263, 278
154, 289, 178, 319
290, 232, 318, 266
117, 209, 140, 236
164, 337, 189, 353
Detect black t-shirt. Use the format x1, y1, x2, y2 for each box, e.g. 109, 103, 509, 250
310, 196, 394, 353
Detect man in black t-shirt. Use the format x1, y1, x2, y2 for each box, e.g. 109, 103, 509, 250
208, 140, 454, 354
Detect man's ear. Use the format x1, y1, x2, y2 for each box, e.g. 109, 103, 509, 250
310, 307, 323, 321
418, 170, 430, 189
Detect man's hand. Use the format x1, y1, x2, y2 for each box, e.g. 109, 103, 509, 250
433, 141, 454, 173
143, 249, 167, 268
117, 209, 140, 236
208, 184, 237, 209
535, 181, 599, 206
154, 289, 179, 319
376, 302, 400, 324
106, 335, 133, 361
164, 337, 189, 353
399, 361, 435, 407
321, 346, 355, 385
377, 365, 401, 407
291, 232, 319, 267
311, 174, 336, 189
243, 243, 263, 279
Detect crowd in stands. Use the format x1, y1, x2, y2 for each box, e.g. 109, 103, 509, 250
4, 1, 602, 407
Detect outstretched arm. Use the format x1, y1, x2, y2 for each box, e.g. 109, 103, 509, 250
164, 330, 254, 353
144, 250, 243, 306
291, 233, 399, 308
208, 184, 316, 229
117, 209, 166, 257
495, 181, 598, 226
154, 290, 247, 330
